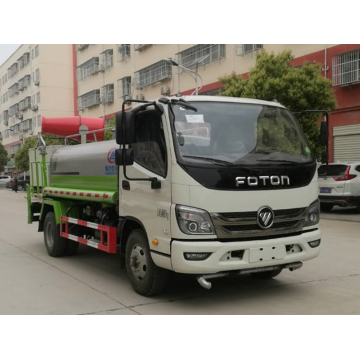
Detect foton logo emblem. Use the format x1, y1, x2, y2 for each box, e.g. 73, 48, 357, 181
257, 206, 274, 229
235, 176, 290, 187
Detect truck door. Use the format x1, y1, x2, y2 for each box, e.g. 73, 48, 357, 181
119, 109, 172, 258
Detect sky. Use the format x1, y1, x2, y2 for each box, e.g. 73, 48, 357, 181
0, 44, 21, 66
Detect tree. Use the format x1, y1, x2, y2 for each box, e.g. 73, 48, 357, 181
0, 142, 8, 173
104, 115, 116, 141
14, 135, 65, 173
219, 50, 337, 159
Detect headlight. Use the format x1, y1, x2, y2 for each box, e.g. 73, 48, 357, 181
304, 199, 320, 227
176, 205, 215, 235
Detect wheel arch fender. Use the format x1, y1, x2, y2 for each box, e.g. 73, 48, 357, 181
118, 216, 149, 258
38, 199, 67, 232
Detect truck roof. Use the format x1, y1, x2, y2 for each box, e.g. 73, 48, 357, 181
166, 95, 286, 108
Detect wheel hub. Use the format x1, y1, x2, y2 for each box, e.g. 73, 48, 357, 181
130, 245, 148, 281
45, 221, 54, 248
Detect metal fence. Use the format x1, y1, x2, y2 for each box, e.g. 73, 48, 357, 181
332, 49, 360, 86
176, 44, 226, 70
134, 61, 172, 89
236, 44, 263, 56
77, 57, 99, 81
78, 90, 100, 110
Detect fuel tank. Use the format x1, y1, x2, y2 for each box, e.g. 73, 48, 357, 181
49, 140, 118, 191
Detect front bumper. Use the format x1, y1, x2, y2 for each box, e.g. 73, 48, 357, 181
170, 229, 321, 274
319, 195, 360, 207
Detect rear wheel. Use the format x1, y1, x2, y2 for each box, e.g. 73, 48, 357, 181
125, 229, 167, 296
44, 212, 67, 257
357, 203, 360, 214
320, 204, 333, 212
251, 268, 282, 279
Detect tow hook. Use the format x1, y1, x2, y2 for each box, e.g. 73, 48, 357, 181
197, 262, 303, 290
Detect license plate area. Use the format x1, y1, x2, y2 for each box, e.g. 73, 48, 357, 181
249, 245, 286, 263
320, 187, 332, 194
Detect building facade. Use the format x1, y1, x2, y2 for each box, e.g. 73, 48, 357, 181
0, 44, 74, 173
75, 44, 360, 163
1, 44, 359, 173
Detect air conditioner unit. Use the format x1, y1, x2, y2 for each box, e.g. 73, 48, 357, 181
19, 133, 24, 140
34, 80, 40, 86
16, 112, 23, 120
160, 85, 171, 96
31, 105, 38, 111
4, 119, 8, 126
136, 94, 145, 101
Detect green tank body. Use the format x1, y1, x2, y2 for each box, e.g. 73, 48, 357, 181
49, 140, 118, 192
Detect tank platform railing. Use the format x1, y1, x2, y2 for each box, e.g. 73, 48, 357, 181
64, 126, 115, 145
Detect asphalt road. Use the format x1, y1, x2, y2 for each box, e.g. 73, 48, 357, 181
0, 187, 359, 315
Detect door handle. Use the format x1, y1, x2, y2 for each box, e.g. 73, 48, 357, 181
122, 180, 130, 191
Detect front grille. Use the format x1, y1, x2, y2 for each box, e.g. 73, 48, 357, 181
211, 207, 307, 239
223, 220, 299, 232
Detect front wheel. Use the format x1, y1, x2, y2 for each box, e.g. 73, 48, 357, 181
125, 229, 167, 296
251, 268, 282, 279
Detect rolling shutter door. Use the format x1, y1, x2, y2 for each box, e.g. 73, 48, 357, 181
333, 124, 360, 162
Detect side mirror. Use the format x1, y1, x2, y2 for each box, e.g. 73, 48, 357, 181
115, 148, 134, 166
321, 150, 328, 164
319, 121, 328, 147
116, 111, 135, 145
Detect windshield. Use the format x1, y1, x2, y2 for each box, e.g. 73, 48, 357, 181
171, 101, 313, 165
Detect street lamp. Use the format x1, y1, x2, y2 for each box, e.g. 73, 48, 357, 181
164, 55, 209, 96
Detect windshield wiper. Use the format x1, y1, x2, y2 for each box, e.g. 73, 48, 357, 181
256, 159, 299, 164
182, 156, 233, 166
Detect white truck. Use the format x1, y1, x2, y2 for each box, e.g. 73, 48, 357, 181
27, 96, 326, 296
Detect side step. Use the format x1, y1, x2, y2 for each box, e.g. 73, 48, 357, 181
60, 216, 117, 254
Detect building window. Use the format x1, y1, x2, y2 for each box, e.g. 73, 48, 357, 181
8, 63, 18, 78
101, 84, 114, 104
37, 115, 41, 127
35, 45, 39, 58
117, 77, 131, 98
18, 75, 31, 91
332, 49, 360, 86
117, 44, 131, 61
36, 92, 41, 103
33, 69, 40, 85
9, 103, 19, 117
236, 44, 263, 56
8, 83, 19, 98
100, 49, 113, 70
18, 53, 30, 69
78, 90, 101, 110
77, 57, 99, 81
134, 44, 152, 51
76, 44, 89, 51
199, 87, 224, 96
177, 44, 226, 70
20, 118, 32, 132
19, 97, 31, 111
135, 60, 172, 89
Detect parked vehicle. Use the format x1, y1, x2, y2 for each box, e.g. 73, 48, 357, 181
318, 162, 360, 213
0, 175, 11, 186
27, 96, 327, 296
10, 176, 30, 191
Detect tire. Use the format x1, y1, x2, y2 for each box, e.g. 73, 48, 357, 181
357, 203, 360, 214
251, 268, 282, 279
44, 212, 67, 257
320, 204, 333, 212
65, 240, 80, 256
125, 229, 167, 296
17, 184, 24, 192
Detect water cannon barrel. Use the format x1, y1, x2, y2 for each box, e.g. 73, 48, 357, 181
41, 116, 105, 142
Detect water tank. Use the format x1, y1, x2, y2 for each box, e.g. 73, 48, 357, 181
49, 140, 118, 192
